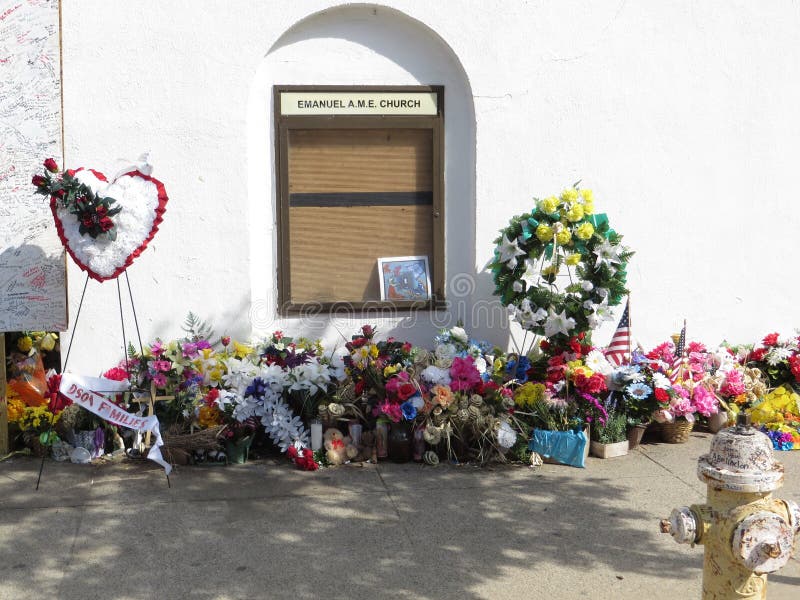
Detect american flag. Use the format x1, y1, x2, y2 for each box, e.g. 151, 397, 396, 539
669, 322, 687, 383
605, 301, 630, 366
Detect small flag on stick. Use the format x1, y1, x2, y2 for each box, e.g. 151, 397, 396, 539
669, 320, 687, 383
605, 301, 631, 366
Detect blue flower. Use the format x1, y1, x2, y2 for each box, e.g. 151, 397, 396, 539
625, 382, 652, 400
400, 400, 417, 421
505, 355, 531, 382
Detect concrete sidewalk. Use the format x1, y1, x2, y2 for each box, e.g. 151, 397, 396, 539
1, 431, 798, 600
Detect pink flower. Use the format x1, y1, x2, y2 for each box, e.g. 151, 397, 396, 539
385, 371, 417, 401
692, 386, 719, 417
150, 341, 165, 356
152, 373, 168, 388
103, 367, 130, 381
374, 401, 403, 423
449, 356, 481, 392
646, 342, 675, 363
720, 369, 745, 397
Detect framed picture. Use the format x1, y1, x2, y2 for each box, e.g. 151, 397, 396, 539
377, 256, 431, 301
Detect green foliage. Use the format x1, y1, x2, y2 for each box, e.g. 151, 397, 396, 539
181, 311, 214, 342
592, 409, 627, 444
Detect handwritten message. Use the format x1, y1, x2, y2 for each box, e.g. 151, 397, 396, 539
0, 0, 67, 332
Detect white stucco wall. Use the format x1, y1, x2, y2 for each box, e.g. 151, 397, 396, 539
58, 0, 800, 373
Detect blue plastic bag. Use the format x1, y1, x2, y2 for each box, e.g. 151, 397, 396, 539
529, 428, 587, 468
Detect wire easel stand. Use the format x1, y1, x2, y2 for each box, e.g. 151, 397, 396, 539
36, 271, 170, 489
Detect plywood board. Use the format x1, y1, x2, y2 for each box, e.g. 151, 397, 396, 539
289, 205, 432, 303
288, 129, 432, 193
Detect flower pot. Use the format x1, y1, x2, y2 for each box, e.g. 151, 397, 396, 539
225, 436, 253, 464
660, 420, 694, 443
626, 424, 647, 449
388, 422, 412, 463
707, 411, 730, 433
590, 440, 629, 459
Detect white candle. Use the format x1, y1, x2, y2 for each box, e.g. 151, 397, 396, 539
310, 421, 323, 451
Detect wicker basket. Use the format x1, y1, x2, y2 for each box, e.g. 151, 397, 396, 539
660, 420, 693, 444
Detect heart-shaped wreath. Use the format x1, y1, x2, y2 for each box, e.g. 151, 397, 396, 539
33, 158, 168, 281
487, 187, 632, 344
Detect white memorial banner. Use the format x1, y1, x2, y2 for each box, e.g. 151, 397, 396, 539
59, 373, 172, 474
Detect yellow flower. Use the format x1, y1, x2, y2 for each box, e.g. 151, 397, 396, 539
198, 405, 222, 428
560, 188, 579, 204
515, 382, 546, 408
233, 341, 253, 359
41, 333, 58, 351
542, 264, 559, 277
555, 228, 572, 245
493, 358, 505, 375
383, 364, 399, 377
17, 336, 33, 353
580, 189, 593, 204
567, 360, 593, 379
566, 204, 584, 222
565, 253, 581, 266
536, 224, 553, 242
575, 222, 594, 240
539, 196, 559, 214
7, 396, 26, 422
369, 344, 379, 359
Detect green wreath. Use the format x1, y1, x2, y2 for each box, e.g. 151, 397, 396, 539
488, 187, 633, 343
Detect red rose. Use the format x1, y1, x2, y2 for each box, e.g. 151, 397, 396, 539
397, 382, 416, 401
568, 339, 582, 355
361, 325, 375, 337
762, 333, 780, 347
354, 380, 365, 396
99, 216, 114, 231
574, 373, 606, 395
81, 215, 94, 227
32, 174, 47, 187
95, 204, 108, 217
402, 342, 413, 353
654, 388, 670, 403
221, 336, 231, 346
540, 340, 551, 351
43, 158, 59, 172
349, 337, 367, 349
749, 348, 767, 362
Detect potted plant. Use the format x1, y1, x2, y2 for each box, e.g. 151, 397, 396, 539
590, 408, 629, 458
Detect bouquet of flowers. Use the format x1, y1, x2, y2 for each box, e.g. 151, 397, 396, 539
513, 340, 610, 432
746, 332, 800, 392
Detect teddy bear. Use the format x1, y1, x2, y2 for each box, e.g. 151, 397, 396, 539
323, 428, 358, 465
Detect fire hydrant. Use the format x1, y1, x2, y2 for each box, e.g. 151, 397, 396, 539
660, 413, 800, 599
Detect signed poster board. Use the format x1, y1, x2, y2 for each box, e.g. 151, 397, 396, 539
0, 0, 66, 453
0, 0, 66, 333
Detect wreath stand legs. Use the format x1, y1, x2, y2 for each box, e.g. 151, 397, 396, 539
36, 271, 170, 489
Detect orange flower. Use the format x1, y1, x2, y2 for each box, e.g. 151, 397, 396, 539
431, 384, 454, 408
